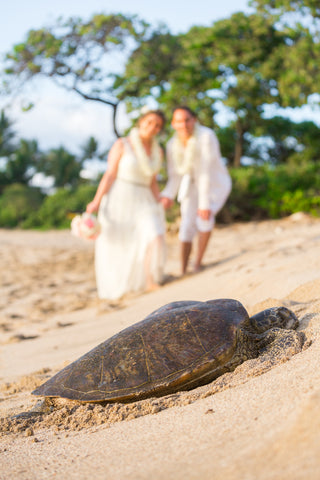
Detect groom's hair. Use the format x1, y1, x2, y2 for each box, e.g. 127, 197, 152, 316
172, 106, 197, 118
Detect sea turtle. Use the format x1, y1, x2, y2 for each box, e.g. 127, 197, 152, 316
32, 298, 303, 403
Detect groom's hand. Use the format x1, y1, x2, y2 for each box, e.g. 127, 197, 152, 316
197, 209, 211, 220
160, 197, 174, 209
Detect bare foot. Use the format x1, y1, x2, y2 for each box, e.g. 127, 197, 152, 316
193, 264, 205, 273
146, 283, 161, 293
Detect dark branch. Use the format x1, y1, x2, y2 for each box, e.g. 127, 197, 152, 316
72, 86, 120, 137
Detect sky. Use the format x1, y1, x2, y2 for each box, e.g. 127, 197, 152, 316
0, 0, 254, 156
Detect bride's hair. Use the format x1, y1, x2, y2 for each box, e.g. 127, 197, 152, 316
138, 109, 166, 129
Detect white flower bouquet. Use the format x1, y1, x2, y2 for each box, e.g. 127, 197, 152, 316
71, 212, 101, 240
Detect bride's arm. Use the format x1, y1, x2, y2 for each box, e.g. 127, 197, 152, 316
150, 174, 162, 202
86, 139, 124, 213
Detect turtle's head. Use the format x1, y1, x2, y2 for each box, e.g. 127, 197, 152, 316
249, 307, 299, 334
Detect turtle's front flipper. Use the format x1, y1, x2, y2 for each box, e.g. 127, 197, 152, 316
229, 327, 305, 379
250, 307, 299, 334
255, 327, 304, 373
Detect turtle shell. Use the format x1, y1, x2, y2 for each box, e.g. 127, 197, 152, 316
32, 298, 248, 403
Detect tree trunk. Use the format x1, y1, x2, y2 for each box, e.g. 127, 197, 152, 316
233, 121, 243, 167
111, 103, 120, 138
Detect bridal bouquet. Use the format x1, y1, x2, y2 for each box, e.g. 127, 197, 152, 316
71, 212, 101, 240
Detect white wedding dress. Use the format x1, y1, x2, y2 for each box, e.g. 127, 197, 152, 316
95, 139, 166, 300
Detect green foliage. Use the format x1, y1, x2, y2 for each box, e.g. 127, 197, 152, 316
226, 162, 320, 221
118, 26, 220, 128
250, 0, 320, 17
5, 14, 148, 84
119, 11, 301, 166
80, 136, 108, 163
248, 117, 320, 164
2, 4, 320, 169
0, 183, 44, 227
3, 13, 150, 136
0, 109, 16, 156
0, 108, 104, 191
0, 182, 96, 229
116, 29, 180, 103
0, 136, 43, 193
81, 136, 99, 160
40, 147, 83, 188
250, 0, 320, 107
5, 139, 41, 184
2, 164, 320, 230
22, 184, 97, 229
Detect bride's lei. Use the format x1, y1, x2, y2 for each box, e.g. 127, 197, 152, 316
129, 128, 162, 177
171, 123, 200, 175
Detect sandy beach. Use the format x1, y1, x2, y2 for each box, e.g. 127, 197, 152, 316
1, 213, 320, 479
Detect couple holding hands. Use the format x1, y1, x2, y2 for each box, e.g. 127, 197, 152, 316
86, 106, 232, 300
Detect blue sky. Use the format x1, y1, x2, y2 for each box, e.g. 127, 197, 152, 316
2, 0, 252, 51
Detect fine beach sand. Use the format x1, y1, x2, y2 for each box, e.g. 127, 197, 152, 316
1, 212, 320, 479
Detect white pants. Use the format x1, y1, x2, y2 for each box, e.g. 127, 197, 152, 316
179, 184, 215, 242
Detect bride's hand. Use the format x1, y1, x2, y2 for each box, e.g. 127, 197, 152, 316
86, 201, 99, 213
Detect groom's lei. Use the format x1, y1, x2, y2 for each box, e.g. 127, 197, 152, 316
171, 123, 200, 175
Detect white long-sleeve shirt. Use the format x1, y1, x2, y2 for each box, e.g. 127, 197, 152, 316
161, 125, 232, 214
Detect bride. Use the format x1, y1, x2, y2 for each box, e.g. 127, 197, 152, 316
86, 109, 166, 300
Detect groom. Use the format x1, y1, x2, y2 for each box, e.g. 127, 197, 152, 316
161, 106, 231, 275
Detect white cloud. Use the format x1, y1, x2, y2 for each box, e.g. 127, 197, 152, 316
3, 81, 131, 154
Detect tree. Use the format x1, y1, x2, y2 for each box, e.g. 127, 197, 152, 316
120, 6, 320, 166
2, 14, 149, 136
0, 110, 17, 190
116, 29, 183, 110
0, 109, 16, 156
180, 13, 300, 166
120, 13, 289, 166
248, 117, 320, 164
0, 109, 91, 190
117, 27, 220, 129
2, 138, 42, 192
81, 136, 100, 160
250, 0, 320, 17
80, 135, 107, 162
40, 146, 83, 188
250, 0, 320, 107
0, 109, 46, 191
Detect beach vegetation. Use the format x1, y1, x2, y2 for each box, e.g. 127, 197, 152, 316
0, 183, 44, 227
1, 163, 320, 228
223, 162, 320, 221
20, 184, 97, 229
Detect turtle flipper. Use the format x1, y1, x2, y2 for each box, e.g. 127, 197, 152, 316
251, 327, 305, 374
226, 327, 305, 380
